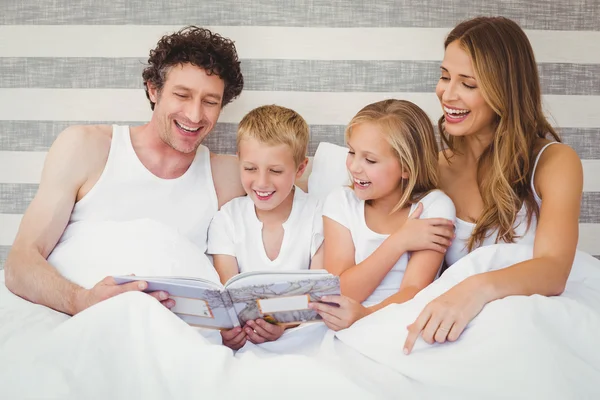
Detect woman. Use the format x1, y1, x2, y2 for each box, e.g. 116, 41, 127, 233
404, 16, 583, 353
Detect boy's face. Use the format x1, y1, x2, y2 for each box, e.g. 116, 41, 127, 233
238, 137, 307, 212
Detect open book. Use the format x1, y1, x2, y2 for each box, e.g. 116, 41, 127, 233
114, 270, 340, 330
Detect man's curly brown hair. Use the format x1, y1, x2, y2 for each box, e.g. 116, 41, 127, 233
142, 26, 244, 110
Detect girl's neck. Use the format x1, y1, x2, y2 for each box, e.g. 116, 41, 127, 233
367, 188, 405, 215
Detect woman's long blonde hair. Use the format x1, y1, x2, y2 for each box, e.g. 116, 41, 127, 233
439, 17, 561, 250
346, 99, 439, 213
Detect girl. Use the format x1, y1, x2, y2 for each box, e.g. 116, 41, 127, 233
403, 17, 583, 353
310, 99, 456, 330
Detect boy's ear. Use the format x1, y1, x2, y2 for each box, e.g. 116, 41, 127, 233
296, 157, 309, 178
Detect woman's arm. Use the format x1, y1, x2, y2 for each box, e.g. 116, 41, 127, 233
476, 144, 582, 299
404, 144, 583, 353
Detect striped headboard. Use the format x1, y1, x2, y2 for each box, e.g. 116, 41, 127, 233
1, 1, 599, 268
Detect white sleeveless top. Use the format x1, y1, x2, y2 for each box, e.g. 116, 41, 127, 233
445, 142, 558, 266
323, 187, 456, 307
59, 125, 218, 252
206, 187, 324, 273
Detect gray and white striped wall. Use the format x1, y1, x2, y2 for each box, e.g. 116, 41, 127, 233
1, 0, 599, 267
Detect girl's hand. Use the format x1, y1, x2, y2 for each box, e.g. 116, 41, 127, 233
403, 277, 487, 354
395, 202, 455, 254
309, 295, 371, 331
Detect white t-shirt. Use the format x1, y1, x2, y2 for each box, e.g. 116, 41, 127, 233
322, 187, 456, 307
207, 187, 324, 273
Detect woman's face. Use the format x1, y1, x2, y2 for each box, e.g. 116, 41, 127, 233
435, 41, 497, 139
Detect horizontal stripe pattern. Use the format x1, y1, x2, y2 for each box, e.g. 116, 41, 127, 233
3, 155, 600, 192
0, 246, 9, 270
4, 183, 600, 223
1, 89, 599, 128
1, 3, 599, 267
3, 58, 600, 96
2, 248, 600, 270
1, 218, 599, 255
2, 26, 600, 64
2, 121, 598, 159
2, 0, 598, 31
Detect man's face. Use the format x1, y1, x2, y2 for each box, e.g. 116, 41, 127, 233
148, 63, 225, 154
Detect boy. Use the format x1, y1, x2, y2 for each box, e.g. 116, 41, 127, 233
207, 105, 324, 350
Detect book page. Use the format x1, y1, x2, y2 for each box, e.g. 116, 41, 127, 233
257, 295, 310, 313
224, 269, 330, 289
114, 275, 223, 290
227, 275, 340, 326
113, 276, 234, 329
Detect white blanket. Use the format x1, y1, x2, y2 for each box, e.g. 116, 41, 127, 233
1, 220, 599, 399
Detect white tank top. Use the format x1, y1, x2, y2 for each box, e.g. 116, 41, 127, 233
445, 142, 559, 266
60, 125, 218, 252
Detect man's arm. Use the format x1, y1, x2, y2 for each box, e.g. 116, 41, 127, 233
210, 153, 245, 208
4, 126, 144, 315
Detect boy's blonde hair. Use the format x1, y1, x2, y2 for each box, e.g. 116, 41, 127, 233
346, 99, 439, 214
237, 105, 309, 166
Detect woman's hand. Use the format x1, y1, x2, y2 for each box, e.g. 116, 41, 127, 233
309, 295, 371, 331
403, 276, 488, 354
394, 202, 455, 254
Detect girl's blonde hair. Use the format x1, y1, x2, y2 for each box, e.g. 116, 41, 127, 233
439, 17, 561, 251
346, 99, 439, 213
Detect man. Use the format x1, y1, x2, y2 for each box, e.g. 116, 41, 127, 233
4, 26, 246, 316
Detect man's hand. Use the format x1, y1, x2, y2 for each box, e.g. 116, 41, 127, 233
147, 290, 176, 309
73, 276, 149, 314
244, 319, 286, 344
221, 327, 248, 350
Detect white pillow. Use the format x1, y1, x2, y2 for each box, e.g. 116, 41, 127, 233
307, 142, 351, 199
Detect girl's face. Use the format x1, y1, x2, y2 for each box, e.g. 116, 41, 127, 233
345, 122, 407, 204
436, 41, 497, 139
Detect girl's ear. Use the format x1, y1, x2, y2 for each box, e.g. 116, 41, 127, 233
296, 157, 309, 179
401, 169, 410, 180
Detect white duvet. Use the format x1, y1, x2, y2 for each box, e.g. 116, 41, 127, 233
1, 219, 599, 399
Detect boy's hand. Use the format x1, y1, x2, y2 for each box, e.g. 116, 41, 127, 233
244, 319, 286, 344
309, 295, 371, 331
221, 326, 247, 350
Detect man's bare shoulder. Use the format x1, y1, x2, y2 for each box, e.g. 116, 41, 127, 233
53, 124, 111, 160
209, 152, 245, 208
55, 124, 112, 149
44, 125, 113, 183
